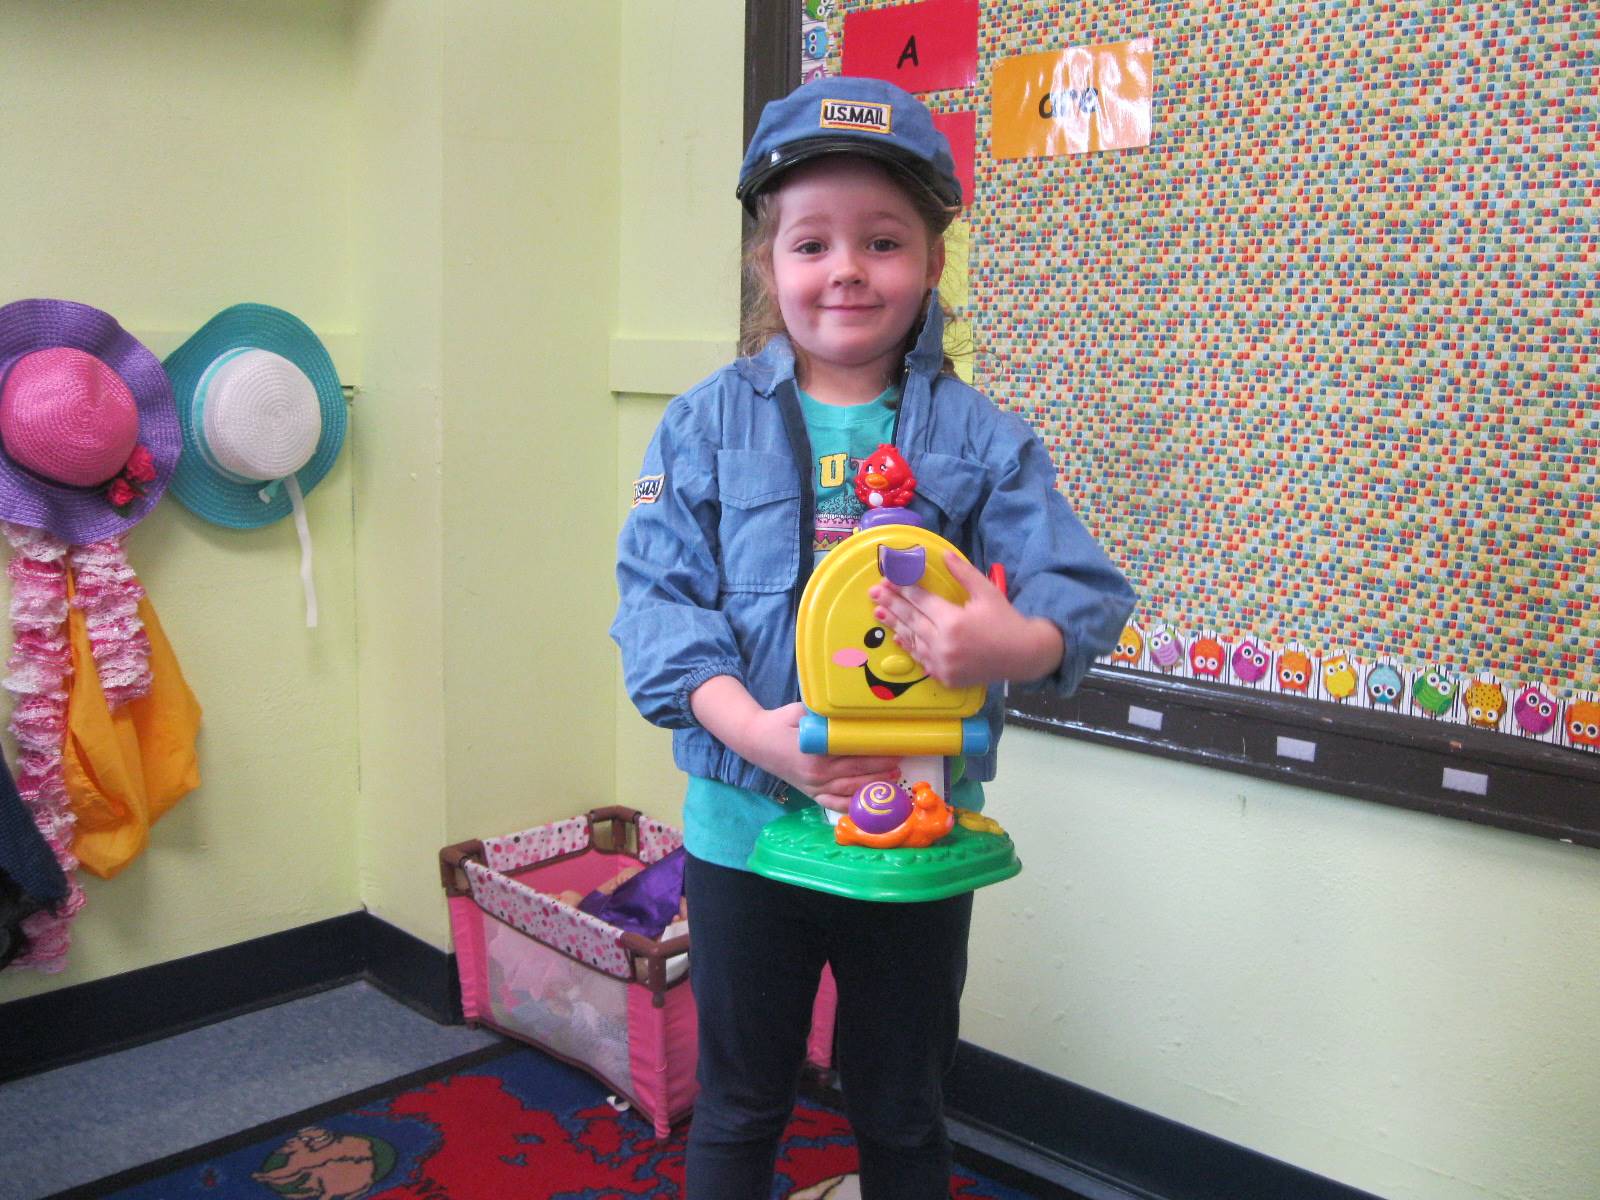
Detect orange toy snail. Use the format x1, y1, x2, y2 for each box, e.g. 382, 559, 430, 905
836, 779, 954, 850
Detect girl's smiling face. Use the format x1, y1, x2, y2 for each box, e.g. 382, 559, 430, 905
770, 158, 944, 404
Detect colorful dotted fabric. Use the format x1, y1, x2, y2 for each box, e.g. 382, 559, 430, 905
466, 859, 634, 981
815, 0, 1597, 751
482, 816, 592, 872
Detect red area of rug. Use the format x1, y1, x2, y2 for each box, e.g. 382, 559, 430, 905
56, 1043, 1031, 1199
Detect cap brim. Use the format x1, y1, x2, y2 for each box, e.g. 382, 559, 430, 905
737, 137, 961, 215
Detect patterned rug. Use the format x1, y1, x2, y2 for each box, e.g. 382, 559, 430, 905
47, 1042, 1036, 1199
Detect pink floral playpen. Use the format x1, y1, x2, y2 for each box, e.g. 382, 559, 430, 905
440, 806, 837, 1138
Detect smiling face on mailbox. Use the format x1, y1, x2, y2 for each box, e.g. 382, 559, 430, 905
795, 522, 986, 721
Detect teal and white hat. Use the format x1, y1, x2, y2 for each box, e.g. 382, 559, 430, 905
163, 304, 346, 626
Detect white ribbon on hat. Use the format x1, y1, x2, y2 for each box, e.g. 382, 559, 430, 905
192, 349, 324, 627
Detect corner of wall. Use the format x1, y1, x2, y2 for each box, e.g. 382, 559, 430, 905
349, 0, 450, 946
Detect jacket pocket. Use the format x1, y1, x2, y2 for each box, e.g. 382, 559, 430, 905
717, 449, 799, 593
909, 451, 989, 536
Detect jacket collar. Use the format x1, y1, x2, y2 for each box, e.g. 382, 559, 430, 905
738, 289, 947, 398
905, 288, 947, 377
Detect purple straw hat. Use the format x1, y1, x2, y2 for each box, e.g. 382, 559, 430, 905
0, 300, 179, 543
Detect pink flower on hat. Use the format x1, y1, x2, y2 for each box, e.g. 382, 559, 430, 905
98, 442, 159, 513
106, 477, 138, 512
123, 444, 156, 484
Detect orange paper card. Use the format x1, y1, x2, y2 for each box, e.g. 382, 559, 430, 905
991, 38, 1153, 159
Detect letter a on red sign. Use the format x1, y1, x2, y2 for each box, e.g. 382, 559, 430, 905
842, 0, 978, 93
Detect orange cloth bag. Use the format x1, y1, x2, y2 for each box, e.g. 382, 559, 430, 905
62, 591, 202, 879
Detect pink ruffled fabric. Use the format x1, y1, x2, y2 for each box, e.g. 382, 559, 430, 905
4, 524, 82, 971
2, 528, 155, 971
70, 541, 151, 708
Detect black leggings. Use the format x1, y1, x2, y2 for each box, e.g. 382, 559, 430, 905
684, 852, 973, 1199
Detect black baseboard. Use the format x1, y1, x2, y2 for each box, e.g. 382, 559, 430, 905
3, 913, 1383, 1200
945, 1042, 1385, 1200
0, 909, 458, 1084
359, 909, 463, 1026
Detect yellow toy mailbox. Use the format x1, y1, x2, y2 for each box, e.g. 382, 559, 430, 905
749, 503, 1021, 901
795, 509, 991, 759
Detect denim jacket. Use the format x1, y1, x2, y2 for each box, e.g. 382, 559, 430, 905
611, 299, 1137, 797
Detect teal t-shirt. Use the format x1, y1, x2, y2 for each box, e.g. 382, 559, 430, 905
684, 386, 982, 870
801, 385, 897, 560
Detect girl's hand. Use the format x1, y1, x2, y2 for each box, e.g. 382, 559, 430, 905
688, 677, 897, 812
869, 552, 1065, 688
740, 703, 900, 813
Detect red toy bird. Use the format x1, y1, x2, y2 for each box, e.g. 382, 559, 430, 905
854, 444, 916, 509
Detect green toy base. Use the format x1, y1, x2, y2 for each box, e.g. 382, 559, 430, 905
747, 805, 1022, 902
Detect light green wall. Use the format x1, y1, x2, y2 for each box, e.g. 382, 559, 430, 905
968, 733, 1600, 1200
437, 8, 621, 848
349, 0, 625, 946
0, 0, 363, 1001
348, 0, 448, 942
616, 8, 743, 343
611, 0, 744, 823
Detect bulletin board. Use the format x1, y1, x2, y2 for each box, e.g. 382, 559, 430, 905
759, 0, 1600, 842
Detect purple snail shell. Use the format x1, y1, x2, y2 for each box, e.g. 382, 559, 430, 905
849, 779, 913, 835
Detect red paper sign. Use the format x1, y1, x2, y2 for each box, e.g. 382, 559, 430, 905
931, 110, 976, 206
841, 0, 979, 94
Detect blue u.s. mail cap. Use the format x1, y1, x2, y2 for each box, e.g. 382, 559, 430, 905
737, 75, 962, 214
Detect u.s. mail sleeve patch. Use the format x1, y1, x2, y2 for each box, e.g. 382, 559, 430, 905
632, 473, 664, 507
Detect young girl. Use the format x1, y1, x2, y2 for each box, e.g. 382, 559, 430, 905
612, 76, 1135, 1199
